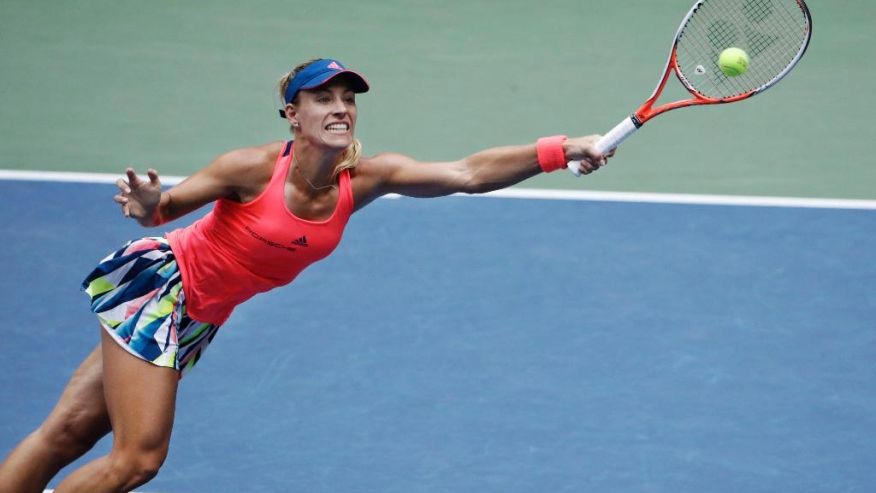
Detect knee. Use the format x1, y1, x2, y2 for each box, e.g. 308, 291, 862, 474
126, 455, 164, 486
109, 448, 168, 486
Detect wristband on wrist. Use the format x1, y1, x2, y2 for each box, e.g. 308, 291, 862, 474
536, 135, 568, 173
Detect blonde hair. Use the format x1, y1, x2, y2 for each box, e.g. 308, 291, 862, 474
334, 138, 362, 178
277, 58, 363, 178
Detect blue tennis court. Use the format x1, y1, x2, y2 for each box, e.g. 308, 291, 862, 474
2, 178, 874, 492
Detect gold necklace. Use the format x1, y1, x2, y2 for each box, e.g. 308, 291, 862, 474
293, 153, 337, 192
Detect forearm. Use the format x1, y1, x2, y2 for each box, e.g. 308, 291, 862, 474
460, 143, 543, 194
377, 135, 603, 198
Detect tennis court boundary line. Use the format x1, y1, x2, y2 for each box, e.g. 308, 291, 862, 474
2, 169, 875, 210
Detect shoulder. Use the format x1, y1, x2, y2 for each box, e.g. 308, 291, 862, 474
354, 152, 417, 179
204, 141, 287, 200
213, 141, 285, 175
206, 141, 286, 183
347, 152, 409, 209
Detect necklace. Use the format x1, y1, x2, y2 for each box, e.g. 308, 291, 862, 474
293, 153, 337, 192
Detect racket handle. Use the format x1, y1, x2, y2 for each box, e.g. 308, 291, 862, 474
566, 116, 641, 176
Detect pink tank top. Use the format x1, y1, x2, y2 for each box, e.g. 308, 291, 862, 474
166, 141, 354, 324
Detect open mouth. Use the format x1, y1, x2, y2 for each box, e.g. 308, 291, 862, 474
325, 122, 350, 134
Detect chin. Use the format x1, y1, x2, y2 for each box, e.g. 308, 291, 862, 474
321, 134, 354, 149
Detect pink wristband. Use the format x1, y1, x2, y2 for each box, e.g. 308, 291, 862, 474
536, 135, 568, 173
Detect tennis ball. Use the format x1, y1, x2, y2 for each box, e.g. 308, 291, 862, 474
719, 47, 750, 77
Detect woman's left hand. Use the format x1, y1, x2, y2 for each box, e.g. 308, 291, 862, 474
114, 168, 163, 224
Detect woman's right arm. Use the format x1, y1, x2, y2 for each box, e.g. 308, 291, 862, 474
114, 145, 276, 227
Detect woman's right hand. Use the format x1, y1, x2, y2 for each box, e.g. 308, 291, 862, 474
563, 135, 616, 175
114, 168, 162, 224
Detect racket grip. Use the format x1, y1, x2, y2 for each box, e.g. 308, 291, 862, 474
566, 116, 641, 176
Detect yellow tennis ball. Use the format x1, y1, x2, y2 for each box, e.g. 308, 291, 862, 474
719, 47, 750, 77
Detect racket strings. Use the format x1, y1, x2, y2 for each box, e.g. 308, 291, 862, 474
688, 1, 801, 90
675, 0, 809, 99
681, 0, 806, 96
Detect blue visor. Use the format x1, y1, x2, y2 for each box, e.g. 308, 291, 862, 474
279, 59, 369, 117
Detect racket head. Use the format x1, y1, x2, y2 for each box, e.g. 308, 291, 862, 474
673, 0, 812, 101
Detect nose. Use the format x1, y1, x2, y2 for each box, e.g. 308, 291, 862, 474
330, 98, 347, 115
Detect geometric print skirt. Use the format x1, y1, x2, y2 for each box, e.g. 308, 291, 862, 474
82, 236, 220, 377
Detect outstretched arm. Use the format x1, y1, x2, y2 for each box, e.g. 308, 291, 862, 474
358, 134, 610, 203
114, 145, 277, 227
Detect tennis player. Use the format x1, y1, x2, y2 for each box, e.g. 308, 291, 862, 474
0, 58, 611, 493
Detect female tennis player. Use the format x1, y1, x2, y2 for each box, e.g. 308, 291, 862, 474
0, 58, 611, 493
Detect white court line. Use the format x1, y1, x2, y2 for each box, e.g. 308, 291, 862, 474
0, 169, 186, 186
2, 169, 875, 210
481, 188, 876, 210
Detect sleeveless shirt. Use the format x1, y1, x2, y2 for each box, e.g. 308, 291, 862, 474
166, 141, 354, 324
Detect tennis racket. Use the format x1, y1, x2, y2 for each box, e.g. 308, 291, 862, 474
568, 0, 812, 175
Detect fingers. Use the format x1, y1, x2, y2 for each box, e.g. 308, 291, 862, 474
113, 193, 129, 215
117, 167, 137, 193
122, 167, 161, 184
566, 135, 615, 176
575, 153, 609, 175
116, 168, 138, 218
116, 177, 131, 194
576, 162, 599, 175
147, 168, 160, 186
114, 195, 131, 217
118, 167, 159, 192
115, 167, 159, 219
125, 168, 139, 185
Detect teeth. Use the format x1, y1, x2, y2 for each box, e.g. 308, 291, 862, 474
326, 123, 348, 133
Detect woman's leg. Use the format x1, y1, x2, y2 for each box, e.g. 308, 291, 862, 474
53, 329, 180, 493
0, 344, 111, 493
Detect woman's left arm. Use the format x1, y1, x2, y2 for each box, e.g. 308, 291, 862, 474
365, 134, 610, 200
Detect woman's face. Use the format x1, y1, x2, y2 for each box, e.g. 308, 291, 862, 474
290, 79, 358, 150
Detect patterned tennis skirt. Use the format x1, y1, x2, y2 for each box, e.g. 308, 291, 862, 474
82, 237, 220, 376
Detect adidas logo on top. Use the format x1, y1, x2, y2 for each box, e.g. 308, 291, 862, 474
291, 236, 308, 247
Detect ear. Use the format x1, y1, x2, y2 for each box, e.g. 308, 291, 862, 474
284, 103, 299, 127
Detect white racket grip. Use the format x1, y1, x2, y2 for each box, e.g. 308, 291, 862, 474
566, 116, 641, 176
